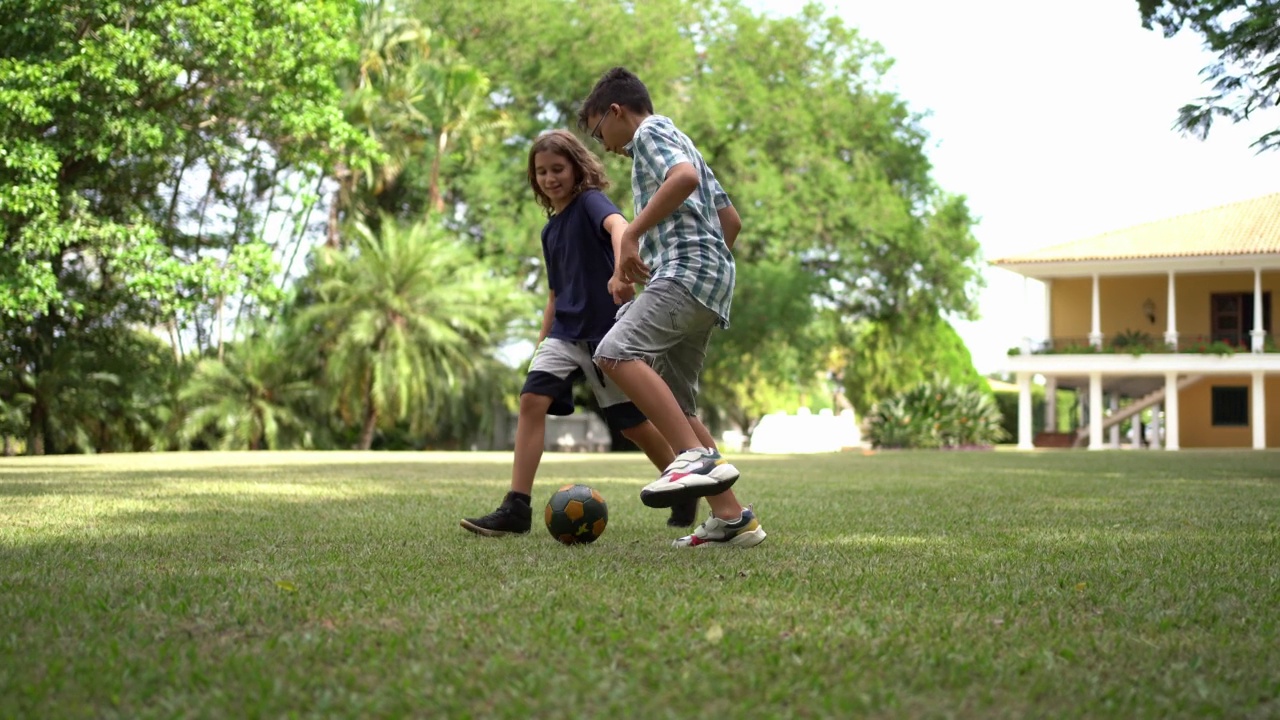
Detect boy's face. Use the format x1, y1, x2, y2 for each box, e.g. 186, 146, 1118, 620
533, 151, 576, 207
587, 105, 632, 157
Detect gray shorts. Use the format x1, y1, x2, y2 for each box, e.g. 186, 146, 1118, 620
593, 278, 717, 416
522, 338, 645, 430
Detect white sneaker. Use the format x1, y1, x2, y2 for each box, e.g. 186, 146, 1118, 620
673, 507, 767, 548
639, 448, 739, 508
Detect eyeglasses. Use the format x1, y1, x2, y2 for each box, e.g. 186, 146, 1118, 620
589, 111, 609, 144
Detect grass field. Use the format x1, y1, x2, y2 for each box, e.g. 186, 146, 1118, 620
2, 450, 1278, 719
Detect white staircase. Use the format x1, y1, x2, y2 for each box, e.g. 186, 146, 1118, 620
1072, 375, 1204, 448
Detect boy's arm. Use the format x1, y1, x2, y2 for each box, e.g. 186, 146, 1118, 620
602, 213, 640, 302
717, 204, 741, 250
622, 163, 698, 245
537, 290, 555, 344
602, 213, 628, 269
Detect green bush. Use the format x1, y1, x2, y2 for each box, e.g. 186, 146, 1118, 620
992, 386, 1079, 440
868, 377, 1007, 449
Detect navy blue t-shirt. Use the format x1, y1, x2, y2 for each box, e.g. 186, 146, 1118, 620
542, 189, 624, 342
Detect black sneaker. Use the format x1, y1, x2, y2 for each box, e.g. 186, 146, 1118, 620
668, 497, 699, 528
460, 492, 532, 536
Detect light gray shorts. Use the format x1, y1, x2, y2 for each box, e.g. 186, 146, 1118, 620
523, 338, 645, 430
593, 278, 717, 416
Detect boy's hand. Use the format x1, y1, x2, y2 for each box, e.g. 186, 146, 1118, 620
617, 231, 650, 284
607, 274, 634, 305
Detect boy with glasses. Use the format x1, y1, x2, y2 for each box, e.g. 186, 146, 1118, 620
578, 67, 766, 548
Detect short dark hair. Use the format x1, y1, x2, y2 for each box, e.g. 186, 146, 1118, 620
577, 67, 654, 130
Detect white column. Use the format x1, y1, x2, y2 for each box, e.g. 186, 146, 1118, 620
1165, 270, 1179, 349
1089, 372, 1104, 450
1017, 372, 1034, 450
1043, 279, 1054, 350
1151, 403, 1163, 450
1164, 372, 1180, 450
1109, 394, 1121, 448
1252, 268, 1265, 352
1252, 371, 1267, 449
1020, 276, 1033, 354
1089, 273, 1103, 348
1130, 411, 1143, 449
1044, 377, 1058, 432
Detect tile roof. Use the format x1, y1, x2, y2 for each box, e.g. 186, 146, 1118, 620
992, 192, 1280, 265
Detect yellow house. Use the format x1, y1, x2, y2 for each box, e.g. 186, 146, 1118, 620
993, 193, 1280, 450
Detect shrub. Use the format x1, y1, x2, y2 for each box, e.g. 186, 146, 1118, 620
868, 377, 1007, 449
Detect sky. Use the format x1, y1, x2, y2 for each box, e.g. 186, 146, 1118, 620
746, 0, 1280, 373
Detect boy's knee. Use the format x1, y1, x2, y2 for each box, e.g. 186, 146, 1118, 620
518, 392, 553, 415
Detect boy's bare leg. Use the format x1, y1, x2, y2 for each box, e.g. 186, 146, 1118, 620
599, 359, 701, 450
461, 392, 550, 536
510, 393, 554, 496
620, 421, 675, 471
623, 420, 700, 527
686, 413, 743, 520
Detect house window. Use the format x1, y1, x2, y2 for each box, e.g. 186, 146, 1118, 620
1211, 292, 1271, 346
1211, 386, 1249, 427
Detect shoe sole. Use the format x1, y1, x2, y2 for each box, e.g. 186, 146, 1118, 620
673, 526, 768, 549
459, 519, 530, 537
640, 465, 740, 509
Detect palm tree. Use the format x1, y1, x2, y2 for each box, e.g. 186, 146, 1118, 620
178, 330, 316, 450
300, 216, 524, 450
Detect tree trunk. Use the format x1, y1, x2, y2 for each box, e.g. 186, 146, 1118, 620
327, 185, 342, 248
359, 402, 378, 450
167, 319, 181, 363
3, 436, 14, 457
428, 129, 449, 214
29, 401, 46, 456
327, 163, 350, 249
216, 293, 225, 363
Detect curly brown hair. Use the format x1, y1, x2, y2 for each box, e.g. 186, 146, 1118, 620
527, 130, 610, 216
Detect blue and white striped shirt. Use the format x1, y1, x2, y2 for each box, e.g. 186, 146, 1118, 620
626, 115, 735, 328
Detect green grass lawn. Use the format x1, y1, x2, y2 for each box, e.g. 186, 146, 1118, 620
2, 450, 1278, 719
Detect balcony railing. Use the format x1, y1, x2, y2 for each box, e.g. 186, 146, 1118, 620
1009, 332, 1278, 357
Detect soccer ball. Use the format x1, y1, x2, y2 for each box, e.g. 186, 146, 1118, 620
544, 484, 608, 545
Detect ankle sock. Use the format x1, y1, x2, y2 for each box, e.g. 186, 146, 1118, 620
506, 491, 532, 506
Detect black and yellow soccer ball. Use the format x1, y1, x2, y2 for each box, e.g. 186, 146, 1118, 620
544, 484, 608, 545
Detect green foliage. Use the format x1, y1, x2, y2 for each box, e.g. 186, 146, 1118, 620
701, 256, 828, 432
178, 329, 317, 451
868, 376, 1006, 449
841, 315, 987, 416
298, 217, 528, 449
0, 327, 185, 455
1139, 0, 1280, 152
1109, 328, 1161, 355
0, 0, 364, 322
991, 385, 1080, 442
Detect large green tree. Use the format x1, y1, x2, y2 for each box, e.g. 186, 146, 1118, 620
1139, 0, 1280, 152
1, 0, 365, 453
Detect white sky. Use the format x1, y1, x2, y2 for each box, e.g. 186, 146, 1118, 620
747, 0, 1280, 373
